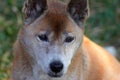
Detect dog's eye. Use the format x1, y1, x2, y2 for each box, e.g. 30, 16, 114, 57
64, 36, 74, 43
37, 34, 48, 42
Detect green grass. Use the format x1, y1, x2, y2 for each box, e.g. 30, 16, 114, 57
86, 0, 120, 45
0, 0, 23, 79
0, 0, 120, 80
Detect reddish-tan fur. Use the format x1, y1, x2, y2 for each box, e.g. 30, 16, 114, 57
67, 36, 120, 80
12, 0, 120, 80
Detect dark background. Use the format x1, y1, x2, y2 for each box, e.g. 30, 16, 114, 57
0, 0, 120, 80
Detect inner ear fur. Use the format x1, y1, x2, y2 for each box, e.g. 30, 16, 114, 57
22, 0, 47, 25
68, 0, 89, 26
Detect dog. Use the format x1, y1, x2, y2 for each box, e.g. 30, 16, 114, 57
11, 0, 120, 80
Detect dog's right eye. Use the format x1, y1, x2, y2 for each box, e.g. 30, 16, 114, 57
64, 36, 74, 43
37, 34, 48, 42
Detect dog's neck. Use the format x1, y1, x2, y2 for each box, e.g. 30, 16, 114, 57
12, 40, 34, 80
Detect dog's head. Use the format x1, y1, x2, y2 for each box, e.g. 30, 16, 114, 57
20, 0, 89, 78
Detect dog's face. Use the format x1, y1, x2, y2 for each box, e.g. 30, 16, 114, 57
20, 0, 89, 78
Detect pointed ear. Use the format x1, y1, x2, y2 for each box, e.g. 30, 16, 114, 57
68, 0, 89, 26
22, 0, 47, 25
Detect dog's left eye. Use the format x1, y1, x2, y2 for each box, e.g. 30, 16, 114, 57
64, 36, 74, 43
37, 34, 48, 42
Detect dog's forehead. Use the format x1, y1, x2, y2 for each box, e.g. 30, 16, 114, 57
47, 1, 77, 30
47, 0, 67, 14
27, 1, 77, 37
44, 12, 67, 38
45, 1, 68, 32
39, 1, 75, 35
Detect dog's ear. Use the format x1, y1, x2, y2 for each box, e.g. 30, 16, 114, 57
68, 0, 89, 26
22, 0, 47, 25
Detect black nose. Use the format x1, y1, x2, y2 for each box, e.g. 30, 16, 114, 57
50, 61, 63, 73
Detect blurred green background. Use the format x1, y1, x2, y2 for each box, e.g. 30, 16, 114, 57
0, 0, 120, 80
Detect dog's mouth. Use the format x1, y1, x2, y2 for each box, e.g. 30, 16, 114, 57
48, 72, 63, 78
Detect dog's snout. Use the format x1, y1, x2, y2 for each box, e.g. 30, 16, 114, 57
50, 61, 63, 73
